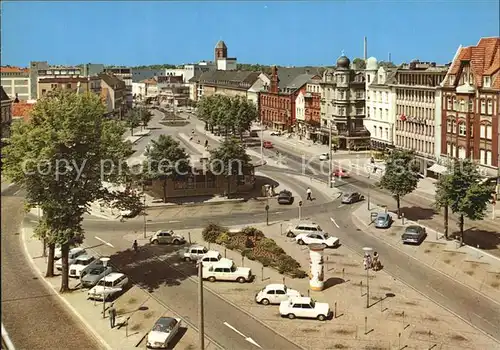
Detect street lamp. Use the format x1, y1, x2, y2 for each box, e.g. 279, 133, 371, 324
100, 257, 110, 318
362, 247, 373, 308
143, 191, 147, 239
328, 122, 334, 188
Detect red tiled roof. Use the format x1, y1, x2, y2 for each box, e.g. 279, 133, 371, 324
448, 37, 500, 88
12, 102, 35, 122
0, 66, 29, 73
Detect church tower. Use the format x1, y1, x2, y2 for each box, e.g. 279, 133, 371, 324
214, 40, 228, 61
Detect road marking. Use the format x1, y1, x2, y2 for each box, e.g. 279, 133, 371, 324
338, 204, 345, 208
330, 217, 340, 228
14, 188, 22, 196
94, 236, 114, 248
223, 322, 262, 348
168, 220, 181, 223
274, 211, 283, 214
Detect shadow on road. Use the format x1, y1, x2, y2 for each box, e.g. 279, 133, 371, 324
323, 277, 345, 290
390, 206, 436, 221
450, 228, 500, 251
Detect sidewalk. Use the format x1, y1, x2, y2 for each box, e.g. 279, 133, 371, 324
351, 203, 500, 302
124, 129, 151, 145
21, 221, 219, 350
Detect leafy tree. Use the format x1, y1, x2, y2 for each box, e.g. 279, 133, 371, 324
352, 58, 366, 69
434, 171, 454, 239
143, 135, 190, 202
379, 61, 397, 68
138, 107, 153, 130
2, 90, 138, 292
438, 159, 493, 244
196, 95, 217, 132
232, 96, 258, 139
379, 149, 420, 218
125, 109, 141, 135
209, 138, 251, 196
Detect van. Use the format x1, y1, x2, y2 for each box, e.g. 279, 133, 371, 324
286, 221, 323, 238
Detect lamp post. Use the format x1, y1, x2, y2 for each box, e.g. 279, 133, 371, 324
328, 122, 333, 188
100, 257, 110, 318
143, 192, 147, 239
362, 247, 372, 308
260, 105, 264, 164
198, 262, 205, 350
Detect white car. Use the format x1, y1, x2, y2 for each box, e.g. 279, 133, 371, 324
55, 247, 87, 271
295, 232, 340, 248
69, 254, 100, 278
203, 258, 252, 283
255, 284, 302, 305
198, 250, 224, 267
146, 317, 181, 349
182, 245, 208, 262
319, 153, 329, 161
87, 272, 128, 301
150, 230, 185, 245
279, 296, 331, 321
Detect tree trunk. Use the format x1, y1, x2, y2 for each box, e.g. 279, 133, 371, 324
459, 214, 464, 246
163, 179, 167, 203
227, 175, 231, 198
130, 127, 134, 136
396, 195, 401, 219
443, 205, 449, 240
60, 242, 70, 293
45, 243, 55, 277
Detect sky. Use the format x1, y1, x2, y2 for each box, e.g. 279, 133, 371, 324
2, 1, 499, 67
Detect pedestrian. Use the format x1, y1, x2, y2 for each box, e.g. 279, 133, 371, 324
363, 254, 369, 270
204, 140, 208, 148
132, 240, 138, 254
372, 252, 380, 271
366, 253, 372, 269
108, 303, 117, 328
306, 187, 312, 201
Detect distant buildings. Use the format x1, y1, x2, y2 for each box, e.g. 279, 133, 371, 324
1, 86, 13, 138
215, 40, 237, 71
99, 73, 127, 118
1, 66, 31, 101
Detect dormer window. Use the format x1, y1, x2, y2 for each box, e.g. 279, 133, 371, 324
483, 76, 491, 88
449, 75, 455, 85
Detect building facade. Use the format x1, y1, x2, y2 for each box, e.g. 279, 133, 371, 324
320, 56, 369, 149
365, 57, 397, 149
247, 73, 270, 108
1, 66, 31, 101
260, 67, 320, 132
37, 76, 100, 97
439, 37, 500, 177
196, 70, 261, 100
303, 81, 322, 140
1, 86, 13, 139
214, 41, 237, 71
157, 76, 189, 106
100, 73, 127, 117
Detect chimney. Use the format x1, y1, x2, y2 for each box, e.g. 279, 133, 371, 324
388, 52, 392, 62
364, 37, 367, 61
270, 66, 279, 93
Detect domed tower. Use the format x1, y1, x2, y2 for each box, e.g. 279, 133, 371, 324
335, 54, 351, 88
365, 56, 378, 85
336, 55, 351, 70
215, 40, 228, 61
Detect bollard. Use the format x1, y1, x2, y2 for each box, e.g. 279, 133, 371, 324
224, 248, 227, 258
360, 281, 363, 296
398, 332, 401, 348
282, 277, 285, 285
477, 244, 481, 259
125, 316, 131, 337
402, 311, 405, 327
342, 268, 345, 280
401, 213, 405, 225
334, 302, 337, 318
188, 232, 191, 244
280, 223, 283, 235
380, 297, 383, 312
364, 316, 367, 334
241, 256, 244, 267
261, 266, 264, 281
307, 289, 310, 297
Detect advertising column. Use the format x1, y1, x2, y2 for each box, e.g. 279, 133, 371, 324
308, 244, 325, 291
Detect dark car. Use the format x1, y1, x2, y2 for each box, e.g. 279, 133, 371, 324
277, 190, 294, 204
402, 225, 427, 245
341, 192, 364, 204
374, 212, 393, 228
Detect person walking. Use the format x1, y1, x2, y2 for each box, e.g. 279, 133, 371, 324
306, 187, 312, 201
132, 240, 138, 254
108, 303, 117, 329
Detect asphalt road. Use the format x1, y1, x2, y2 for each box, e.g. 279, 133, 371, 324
34, 220, 302, 350
1, 185, 102, 350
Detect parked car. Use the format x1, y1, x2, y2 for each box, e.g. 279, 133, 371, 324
279, 296, 331, 321
182, 245, 208, 262
270, 131, 282, 136
277, 190, 293, 204
80, 265, 113, 288
69, 254, 100, 278
333, 168, 350, 178
55, 247, 87, 271
319, 153, 329, 161
146, 317, 182, 349
198, 250, 224, 267
150, 230, 185, 245
285, 221, 323, 238
87, 272, 129, 301
249, 130, 259, 137
255, 284, 301, 305
374, 212, 393, 228
341, 192, 364, 204
295, 232, 340, 248
263, 141, 273, 149
402, 225, 427, 245
202, 258, 252, 283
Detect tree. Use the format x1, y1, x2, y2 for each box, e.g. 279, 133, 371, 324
232, 97, 259, 139
125, 109, 141, 135
209, 138, 251, 197
438, 159, 493, 244
2, 90, 138, 292
434, 171, 454, 240
196, 96, 217, 132
143, 135, 190, 203
379, 61, 397, 68
379, 149, 420, 218
138, 107, 153, 130
352, 58, 366, 69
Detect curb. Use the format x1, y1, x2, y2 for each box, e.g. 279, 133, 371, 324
19, 224, 112, 350
146, 198, 247, 209
1, 324, 15, 350
351, 211, 500, 306
350, 213, 500, 345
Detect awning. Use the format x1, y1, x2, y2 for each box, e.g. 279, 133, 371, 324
427, 163, 448, 175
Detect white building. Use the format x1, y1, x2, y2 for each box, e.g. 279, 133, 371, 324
1, 67, 31, 101
183, 62, 216, 84
217, 58, 237, 71
247, 73, 270, 107
365, 57, 397, 149
295, 91, 306, 127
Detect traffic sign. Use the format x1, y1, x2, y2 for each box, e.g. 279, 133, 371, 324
265, 204, 270, 211
298, 201, 303, 207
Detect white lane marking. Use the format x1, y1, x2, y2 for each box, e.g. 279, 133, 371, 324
168, 220, 181, 223
338, 204, 345, 208
223, 322, 262, 348
14, 189, 22, 195
94, 236, 114, 248
330, 217, 340, 228
274, 211, 283, 214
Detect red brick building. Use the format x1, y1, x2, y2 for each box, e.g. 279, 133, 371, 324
259, 66, 321, 132
440, 37, 500, 175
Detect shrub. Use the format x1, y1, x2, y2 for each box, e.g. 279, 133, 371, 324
242, 249, 255, 260
257, 238, 286, 255
256, 256, 272, 267
215, 232, 231, 246
241, 227, 264, 238
245, 236, 255, 249
202, 223, 226, 243
289, 268, 307, 279
276, 255, 301, 274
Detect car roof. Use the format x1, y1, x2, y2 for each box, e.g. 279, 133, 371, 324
70, 247, 85, 253
102, 272, 125, 281
154, 317, 177, 328
265, 283, 286, 290
76, 254, 94, 260
377, 212, 389, 218
188, 245, 206, 250
213, 258, 234, 267
295, 221, 318, 226
289, 296, 312, 303
203, 250, 221, 257
406, 225, 422, 230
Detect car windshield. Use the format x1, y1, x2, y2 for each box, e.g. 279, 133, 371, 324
97, 280, 114, 287
90, 268, 103, 275
406, 227, 420, 234
76, 259, 91, 265
343, 193, 351, 198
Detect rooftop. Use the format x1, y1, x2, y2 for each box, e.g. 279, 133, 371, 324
12, 101, 36, 121
198, 70, 261, 89
1, 86, 10, 101
1, 66, 29, 74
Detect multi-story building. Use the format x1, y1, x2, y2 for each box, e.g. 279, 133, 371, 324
438, 37, 500, 178
131, 68, 165, 84
320, 55, 369, 149
183, 61, 216, 86
295, 80, 321, 141
391, 61, 449, 175
37, 76, 101, 97
157, 76, 189, 106
1, 66, 31, 101
260, 67, 320, 132
29, 61, 50, 99
103, 67, 133, 108
364, 57, 397, 149
214, 41, 237, 71
99, 73, 127, 118
1, 86, 13, 139
195, 70, 261, 100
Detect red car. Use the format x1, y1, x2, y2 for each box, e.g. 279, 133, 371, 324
263, 141, 273, 149
333, 168, 349, 178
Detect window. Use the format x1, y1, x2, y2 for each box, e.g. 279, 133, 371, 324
481, 100, 486, 114
458, 123, 466, 136
480, 124, 486, 138
486, 125, 492, 140
484, 76, 491, 87
458, 147, 466, 159
468, 100, 473, 112
447, 97, 452, 109
460, 100, 466, 112
480, 149, 486, 164
487, 99, 493, 115
373, 126, 377, 137
486, 150, 492, 165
